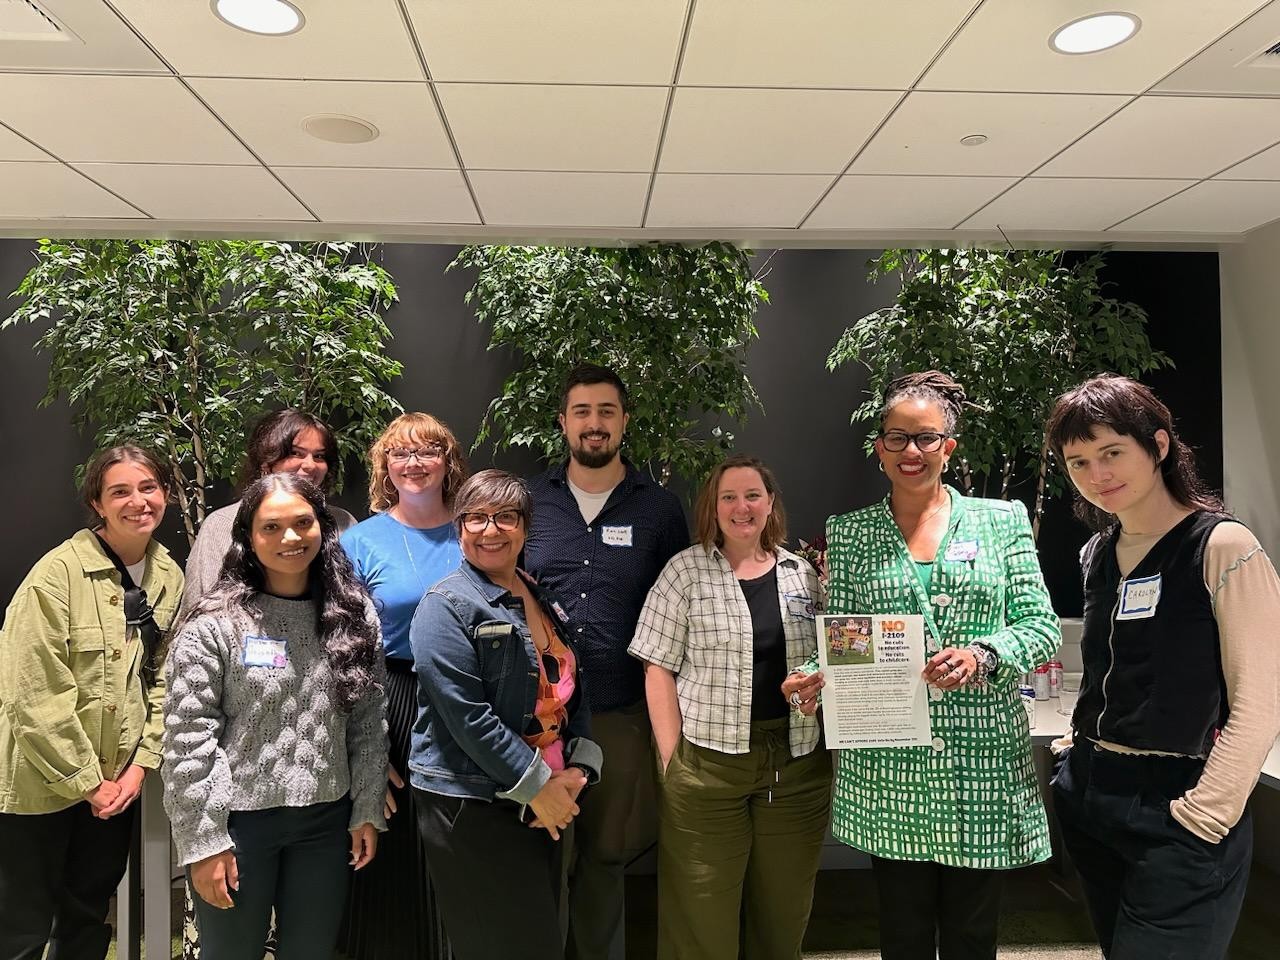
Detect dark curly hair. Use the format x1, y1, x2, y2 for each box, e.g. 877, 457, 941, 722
238, 409, 339, 492
1045, 374, 1224, 532
880, 370, 971, 434
184, 473, 381, 711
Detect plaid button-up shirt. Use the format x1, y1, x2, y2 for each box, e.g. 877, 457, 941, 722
628, 543, 824, 757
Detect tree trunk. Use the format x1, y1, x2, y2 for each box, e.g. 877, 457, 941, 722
1032, 440, 1050, 542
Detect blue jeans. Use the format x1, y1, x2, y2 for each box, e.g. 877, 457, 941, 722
190, 797, 352, 960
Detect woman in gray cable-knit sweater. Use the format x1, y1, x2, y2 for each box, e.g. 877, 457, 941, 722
162, 473, 389, 960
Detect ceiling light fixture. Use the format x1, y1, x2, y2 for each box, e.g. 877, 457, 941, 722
1050, 12, 1140, 55
212, 0, 304, 37
302, 115, 380, 144
960, 134, 988, 147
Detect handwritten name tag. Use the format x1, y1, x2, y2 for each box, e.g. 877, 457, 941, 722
243, 635, 288, 669
785, 593, 816, 620
1117, 574, 1162, 620
944, 539, 980, 563
601, 525, 633, 547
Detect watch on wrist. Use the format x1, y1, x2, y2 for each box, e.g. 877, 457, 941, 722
969, 642, 1000, 686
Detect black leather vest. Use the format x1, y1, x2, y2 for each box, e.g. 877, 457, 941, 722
1074, 511, 1229, 756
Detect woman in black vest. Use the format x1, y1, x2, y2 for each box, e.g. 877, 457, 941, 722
1045, 374, 1280, 960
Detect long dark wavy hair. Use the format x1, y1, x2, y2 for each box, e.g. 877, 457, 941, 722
1045, 374, 1224, 532
184, 473, 381, 711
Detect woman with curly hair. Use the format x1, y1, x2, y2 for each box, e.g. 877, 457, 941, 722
337, 412, 467, 959
162, 473, 388, 960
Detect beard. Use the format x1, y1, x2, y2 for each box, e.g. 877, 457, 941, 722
569, 432, 621, 469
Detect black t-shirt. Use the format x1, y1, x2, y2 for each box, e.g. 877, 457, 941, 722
739, 564, 789, 722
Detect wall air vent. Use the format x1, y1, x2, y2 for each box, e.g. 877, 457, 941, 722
0, 0, 80, 43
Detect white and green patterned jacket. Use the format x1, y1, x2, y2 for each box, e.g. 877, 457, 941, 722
824, 486, 1059, 868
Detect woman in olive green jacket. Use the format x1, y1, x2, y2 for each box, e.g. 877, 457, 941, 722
0, 445, 184, 960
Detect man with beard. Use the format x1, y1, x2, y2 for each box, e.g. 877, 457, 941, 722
525, 364, 689, 960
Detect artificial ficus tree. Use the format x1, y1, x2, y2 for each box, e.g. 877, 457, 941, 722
452, 242, 769, 486
827, 248, 1170, 538
5, 239, 403, 544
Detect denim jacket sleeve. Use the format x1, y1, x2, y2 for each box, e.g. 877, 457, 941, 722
409, 589, 549, 804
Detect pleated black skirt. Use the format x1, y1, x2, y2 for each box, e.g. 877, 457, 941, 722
336, 659, 452, 960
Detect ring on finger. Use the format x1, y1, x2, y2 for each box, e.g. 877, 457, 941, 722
789, 691, 802, 707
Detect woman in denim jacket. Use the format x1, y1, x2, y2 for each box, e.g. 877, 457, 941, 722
409, 470, 603, 960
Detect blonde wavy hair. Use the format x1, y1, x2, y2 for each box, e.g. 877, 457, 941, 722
367, 412, 468, 513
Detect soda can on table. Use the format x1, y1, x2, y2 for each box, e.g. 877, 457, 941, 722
1047, 659, 1064, 699
1033, 664, 1051, 701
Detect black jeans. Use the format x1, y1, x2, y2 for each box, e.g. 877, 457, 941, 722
415, 788, 564, 960
0, 801, 136, 960
1052, 744, 1252, 960
189, 797, 352, 960
870, 856, 1005, 960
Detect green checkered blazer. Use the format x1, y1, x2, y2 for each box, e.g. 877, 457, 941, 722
824, 486, 1059, 868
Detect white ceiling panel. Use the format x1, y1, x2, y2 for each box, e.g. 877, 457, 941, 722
469, 171, 648, 226
646, 174, 828, 228
1041, 95, 1280, 179
0, 162, 142, 218
850, 92, 1126, 177
0, 74, 254, 164
276, 167, 478, 223
1155, 1, 1280, 96
189, 79, 455, 168
679, 0, 977, 88
961, 177, 1196, 232
76, 163, 314, 221
0, 0, 167, 74
109, 0, 423, 80
659, 88, 899, 174
804, 175, 1015, 230
0, 124, 47, 161
1218, 140, 1280, 179
922, 1, 1267, 94
407, 0, 686, 84
1112, 179, 1280, 232
437, 84, 667, 172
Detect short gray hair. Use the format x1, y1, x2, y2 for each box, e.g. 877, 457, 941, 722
452, 469, 533, 532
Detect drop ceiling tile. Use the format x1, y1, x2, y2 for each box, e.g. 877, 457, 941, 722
0, 162, 143, 219
0, 124, 46, 161
805, 176, 1015, 230
646, 174, 828, 228
961, 178, 1196, 232
437, 84, 668, 172
1112, 180, 1280, 233
76, 164, 314, 221
275, 167, 478, 223
1156, 1, 1280, 96
922, 0, 1267, 94
659, 88, 899, 174
0, 0, 167, 74
468, 171, 648, 226
850, 92, 1126, 176
0, 75, 254, 164
679, 0, 977, 88
1040, 95, 1280, 178
188, 79, 455, 168
109, 0, 423, 80
407, 0, 686, 83
1215, 140, 1280, 179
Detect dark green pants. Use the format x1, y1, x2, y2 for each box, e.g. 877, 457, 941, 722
655, 719, 832, 960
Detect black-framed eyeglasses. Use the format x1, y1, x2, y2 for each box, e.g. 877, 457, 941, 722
460, 510, 522, 534
878, 430, 950, 453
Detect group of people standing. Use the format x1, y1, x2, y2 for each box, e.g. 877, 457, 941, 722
0, 361, 1277, 960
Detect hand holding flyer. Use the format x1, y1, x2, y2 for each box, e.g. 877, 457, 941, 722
815, 614, 932, 748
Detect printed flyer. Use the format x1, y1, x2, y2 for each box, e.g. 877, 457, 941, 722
815, 614, 932, 748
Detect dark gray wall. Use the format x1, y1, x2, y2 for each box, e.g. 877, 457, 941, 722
0, 240, 1220, 619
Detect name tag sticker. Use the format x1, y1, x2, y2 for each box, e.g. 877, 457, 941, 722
1117, 574, 1162, 620
785, 593, 816, 620
601, 525, 633, 547
944, 539, 980, 563
475, 622, 514, 639
243, 635, 288, 668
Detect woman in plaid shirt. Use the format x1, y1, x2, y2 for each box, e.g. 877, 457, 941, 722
790, 371, 1060, 960
629, 455, 831, 960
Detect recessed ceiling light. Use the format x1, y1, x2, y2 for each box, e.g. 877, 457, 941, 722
302, 115, 380, 144
1050, 12, 1140, 55
212, 0, 304, 37
960, 134, 988, 147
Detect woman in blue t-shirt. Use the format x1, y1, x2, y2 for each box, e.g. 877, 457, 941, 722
337, 412, 467, 960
